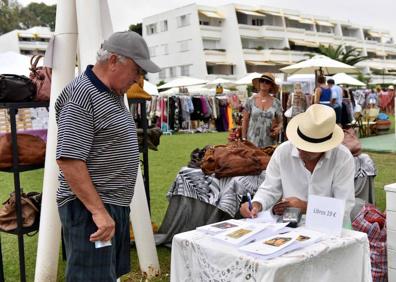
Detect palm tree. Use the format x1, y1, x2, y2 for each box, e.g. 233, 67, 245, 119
316, 44, 368, 66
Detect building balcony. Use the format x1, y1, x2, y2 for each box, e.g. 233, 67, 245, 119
204, 49, 228, 64
242, 49, 309, 65
200, 25, 222, 40
18, 41, 48, 50
239, 24, 284, 39
364, 40, 383, 49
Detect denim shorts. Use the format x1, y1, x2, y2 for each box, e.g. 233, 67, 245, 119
58, 199, 131, 282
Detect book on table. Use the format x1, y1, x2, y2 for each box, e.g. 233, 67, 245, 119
239, 228, 323, 259
212, 222, 289, 247
196, 219, 246, 235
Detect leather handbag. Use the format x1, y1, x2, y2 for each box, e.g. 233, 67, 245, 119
0, 74, 36, 102
29, 55, 52, 101
0, 133, 46, 169
201, 140, 273, 178
0, 191, 41, 232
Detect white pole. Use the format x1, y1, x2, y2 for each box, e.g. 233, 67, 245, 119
122, 94, 161, 278
34, 0, 78, 281
130, 166, 161, 278
75, 0, 105, 69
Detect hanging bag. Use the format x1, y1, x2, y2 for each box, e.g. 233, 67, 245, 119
0, 191, 41, 232
29, 55, 52, 101
284, 93, 294, 118
0, 74, 36, 102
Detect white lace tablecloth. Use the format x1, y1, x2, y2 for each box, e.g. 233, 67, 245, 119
171, 229, 371, 282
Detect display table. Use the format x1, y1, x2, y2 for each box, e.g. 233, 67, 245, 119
171, 229, 371, 282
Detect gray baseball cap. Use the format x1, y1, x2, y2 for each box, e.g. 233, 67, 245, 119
102, 31, 161, 73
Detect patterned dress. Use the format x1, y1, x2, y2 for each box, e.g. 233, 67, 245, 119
244, 96, 282, 148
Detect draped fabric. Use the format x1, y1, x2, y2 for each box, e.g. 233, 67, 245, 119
167, 167, 266, 217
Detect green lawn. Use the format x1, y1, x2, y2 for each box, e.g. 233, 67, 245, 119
0, 132, 395, 281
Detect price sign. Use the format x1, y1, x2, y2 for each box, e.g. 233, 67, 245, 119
305, 195, 345, 236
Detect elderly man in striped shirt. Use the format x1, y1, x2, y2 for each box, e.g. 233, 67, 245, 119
55, 31, 160, 281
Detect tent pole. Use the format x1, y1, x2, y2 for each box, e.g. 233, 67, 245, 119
34, 0, 78, 280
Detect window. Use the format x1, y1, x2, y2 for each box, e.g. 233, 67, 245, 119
252, 18, 264, 26
177, 14, 191, 27
180, 65, 191, 76
160, 20, 168, 32
169, 67, 176, 77
159, 68, 166, 79
146, 23, 157, 35
179, 39, 191, 52
149, 46, 157, 57
199, 20, 210, 25
162, 44, 168, 55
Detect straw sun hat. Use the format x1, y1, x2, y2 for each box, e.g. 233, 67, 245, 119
252, 73, 279, 94
286, 104, 344, 152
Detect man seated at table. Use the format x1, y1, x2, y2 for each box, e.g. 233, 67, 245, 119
240, 104, 355, 226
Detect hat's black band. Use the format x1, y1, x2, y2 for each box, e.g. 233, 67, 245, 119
297, 127, 333, 143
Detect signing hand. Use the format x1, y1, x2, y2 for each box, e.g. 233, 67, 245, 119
240, 202, 262, 218
89, 209, 115, 242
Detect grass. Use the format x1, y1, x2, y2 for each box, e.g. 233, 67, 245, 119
0, 131, 395, 281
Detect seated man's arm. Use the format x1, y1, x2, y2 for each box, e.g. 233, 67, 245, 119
240, 149, 283, 218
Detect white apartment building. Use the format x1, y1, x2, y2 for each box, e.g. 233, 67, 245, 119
143, 3, 396, 84
0, 26, 52, 56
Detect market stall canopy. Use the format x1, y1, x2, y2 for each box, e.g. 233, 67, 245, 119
0, 51, 34, 76
235, 72, 285, 85
280, 55, 359, 75
143, 80, 159, 95
158, 76, 208, 89
331, 73, 365, 86
160, 85, 230, 95
206, 78, 236, 88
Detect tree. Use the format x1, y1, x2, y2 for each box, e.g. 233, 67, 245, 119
129, 23, 142, 35
0, 1, 20, 34
316, 44, 368, 66
0, 1, 56, 35
20, 3, 56, 30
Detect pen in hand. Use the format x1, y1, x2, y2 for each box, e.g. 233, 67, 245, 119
247, 192, 253, 218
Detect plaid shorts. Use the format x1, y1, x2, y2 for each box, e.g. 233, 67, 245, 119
59, 199, 131, 282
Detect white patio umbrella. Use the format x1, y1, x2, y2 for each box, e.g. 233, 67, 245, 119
206, 78, 236, 88
280, 55, 359, 75
0, 51, 34, 76
331, 73, 365, 86
143, 80, 159, 95
235, 72, 262, 85
157, 76, 207, 89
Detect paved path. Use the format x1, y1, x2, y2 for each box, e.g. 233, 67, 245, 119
360, 134, 396, 153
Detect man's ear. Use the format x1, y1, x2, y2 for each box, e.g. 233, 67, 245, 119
108, 54, 118, 70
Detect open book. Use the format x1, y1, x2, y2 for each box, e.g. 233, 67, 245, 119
212, 222, 289, 247
240, 228, 323, 259
196, 219, 245, 235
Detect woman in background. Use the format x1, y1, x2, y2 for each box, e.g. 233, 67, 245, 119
242, 73, 282, 148
285, 82, 308, 118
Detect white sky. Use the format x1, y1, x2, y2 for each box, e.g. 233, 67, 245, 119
19, 0, 396, 38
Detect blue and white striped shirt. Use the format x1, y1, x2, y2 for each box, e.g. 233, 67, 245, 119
55, 65, 139, 207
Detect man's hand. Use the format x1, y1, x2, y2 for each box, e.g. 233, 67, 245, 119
240, 202, 262, 218
89, 209, 115, 242
272, 197, 307, 215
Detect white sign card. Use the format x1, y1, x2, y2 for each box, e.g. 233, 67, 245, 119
305, 195, 345, 236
